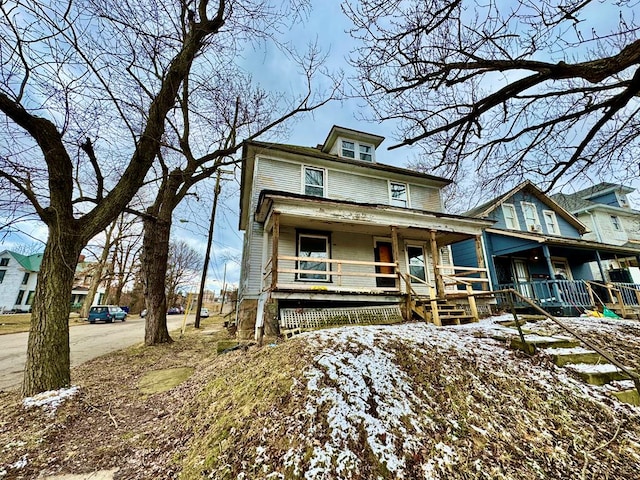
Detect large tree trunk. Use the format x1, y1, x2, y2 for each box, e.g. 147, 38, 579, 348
141, 214, 173, 345
23, 233, 83, 397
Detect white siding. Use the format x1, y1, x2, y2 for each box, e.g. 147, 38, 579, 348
328, 170, 388, 204
0, 258, 32, 312
409, 185, 442, 211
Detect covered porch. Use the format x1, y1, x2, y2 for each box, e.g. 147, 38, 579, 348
255, 191, 493, 327
488, 228, 640, 315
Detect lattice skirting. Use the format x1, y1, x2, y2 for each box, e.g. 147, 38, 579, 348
280, 304, 403, 331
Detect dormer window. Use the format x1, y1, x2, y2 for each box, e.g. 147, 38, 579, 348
340, 140, 374, 162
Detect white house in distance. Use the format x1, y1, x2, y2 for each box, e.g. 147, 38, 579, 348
0, 250, 105, 312
237, 126, 493, 340
0, 250, 41, 312
552, 183, 640, 282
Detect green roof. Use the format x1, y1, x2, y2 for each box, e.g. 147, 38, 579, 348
0, 250, 44, 272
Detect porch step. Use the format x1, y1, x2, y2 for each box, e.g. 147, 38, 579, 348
509, 335, 580, 354
611, 389, 640, 406
540, 346, 604, 367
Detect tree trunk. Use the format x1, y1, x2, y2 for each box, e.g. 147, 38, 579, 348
23, 234, 83, 397
141, 215, 173, 345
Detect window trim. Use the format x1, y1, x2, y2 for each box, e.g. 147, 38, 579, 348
542, 210, 560, 235
520, 201, 541, 232
296, 231, 331, 282
302, 165, 326, 197
501, 203, 520, 230
15, 290, 25, 305
389, 181, 409, 208
610, 215, 623, 232
340, 139, 375, 162
22, 272, 30, 285
406, 244, 429, 285
0, 258, 8, 266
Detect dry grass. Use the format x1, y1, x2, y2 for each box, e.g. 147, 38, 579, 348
1, 317, 639, 479
0, 313, 86, 335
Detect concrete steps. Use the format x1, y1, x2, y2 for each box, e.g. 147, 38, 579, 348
497, 323, 639, 406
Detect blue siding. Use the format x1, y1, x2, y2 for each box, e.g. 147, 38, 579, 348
491, 190, 581, 238
450, 239, 478, 268
589, 191, 619, 207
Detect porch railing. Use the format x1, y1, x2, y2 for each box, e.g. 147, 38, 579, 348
436, 265, 490, 291
496, 280, 592, 308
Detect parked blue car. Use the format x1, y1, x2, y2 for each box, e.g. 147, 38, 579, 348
87, 305, 127, 323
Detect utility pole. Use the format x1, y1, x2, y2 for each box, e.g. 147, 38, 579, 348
219, 262, 227, 314
194, 169, 231, 328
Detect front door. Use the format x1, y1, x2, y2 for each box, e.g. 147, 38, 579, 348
513, 259, 533, 298
374, 241, 396, 287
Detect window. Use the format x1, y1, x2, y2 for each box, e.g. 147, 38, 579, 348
611, 215, 622, 231
359, 144, 373, 162
521, 202, 540, 231
340, 140, 374, 162
389, 182, 408, 207
407, 246, 427, 284
543, 210, 559, 235
15, 290, 25, 305
341, 140, 355, 158
26, 291, 35, 305
502, 204, 519, 229
0, 270, 5, 283
297, 233, 330, 281
22, 272, 30, 285
304, 167, 325, 197
0, 258, 8, 266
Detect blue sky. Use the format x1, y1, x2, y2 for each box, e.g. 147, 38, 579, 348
3, 0, 639, 295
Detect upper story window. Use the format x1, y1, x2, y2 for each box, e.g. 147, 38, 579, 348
341, 140, 374, 162
543, 210, 560, 235
502, 204, 519, 229
521, 202, 541, 232
303, 166, 325, 197
0, 258, 8, 266
389, 182, 408, 208
22, 272, 29, 285
610, 215, 622, 231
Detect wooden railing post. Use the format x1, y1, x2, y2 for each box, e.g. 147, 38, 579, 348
430, 230, 445, 298
429, 286, 441, 326
466, 285, 479, 322
271, 212, 280, 291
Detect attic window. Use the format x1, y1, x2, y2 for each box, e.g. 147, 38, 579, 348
0, 258, 8, 266
341, 140, 374, 162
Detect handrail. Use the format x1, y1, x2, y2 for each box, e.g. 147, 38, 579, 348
279, 255, 395, 268
584, 279, 620, 292
495, 288, 640, 396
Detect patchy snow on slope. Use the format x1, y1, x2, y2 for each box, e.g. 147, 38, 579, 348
275, 316, 640, 479
22, 386, 80, 415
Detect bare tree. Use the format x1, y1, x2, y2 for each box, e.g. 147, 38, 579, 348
346, 0, 640, 195
0, 0, 315, 396
165, 240, 201, 308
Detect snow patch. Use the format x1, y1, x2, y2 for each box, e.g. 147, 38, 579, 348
22, 386, 80, 415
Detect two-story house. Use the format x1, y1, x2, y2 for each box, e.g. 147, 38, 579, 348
0, 250, 105, 313
452, 181, 640, 316
237, 126, 493, 340
552, 182, 640, 281
0, 250, 41, 313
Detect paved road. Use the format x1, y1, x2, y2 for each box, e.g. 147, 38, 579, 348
0, 315, 188, 392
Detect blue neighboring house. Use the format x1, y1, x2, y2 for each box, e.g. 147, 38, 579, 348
452, 181, 640, 315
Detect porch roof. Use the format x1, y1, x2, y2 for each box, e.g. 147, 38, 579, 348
486, 228, 640, 257
256, 190, 494, 245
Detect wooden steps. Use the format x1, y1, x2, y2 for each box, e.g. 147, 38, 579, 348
410, 297, 478, 326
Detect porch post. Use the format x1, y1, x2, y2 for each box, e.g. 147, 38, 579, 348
271, 212, 280, 291
542, 244, 561, 303
430, 230, 445, 298
595, 250, 606, 282
474, 235, 488, 289
391, 226, 401, 288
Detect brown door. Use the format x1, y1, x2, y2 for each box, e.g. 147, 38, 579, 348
374, 241, 395, 287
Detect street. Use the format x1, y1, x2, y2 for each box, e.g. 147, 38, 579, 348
0, 315, 187, 392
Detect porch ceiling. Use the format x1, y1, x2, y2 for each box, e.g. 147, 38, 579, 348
256, 191, 493, 244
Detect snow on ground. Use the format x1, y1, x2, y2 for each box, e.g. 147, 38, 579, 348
265, 315, 640, 479
22, 386, 80, 415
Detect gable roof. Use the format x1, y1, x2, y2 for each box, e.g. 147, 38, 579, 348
551, 182, 635, 212
464, 180, 588, 234
0, 250, 44, 272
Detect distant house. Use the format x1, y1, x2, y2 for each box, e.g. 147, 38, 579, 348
452, 181, 640, 316
552, 183, 640, 281
0, 250, 41, 312
0, 250, 105, 312
237, 126, 493, 339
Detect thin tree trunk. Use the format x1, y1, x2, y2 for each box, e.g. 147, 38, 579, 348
23, 234, 83, 396
141, 215, 173, 345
